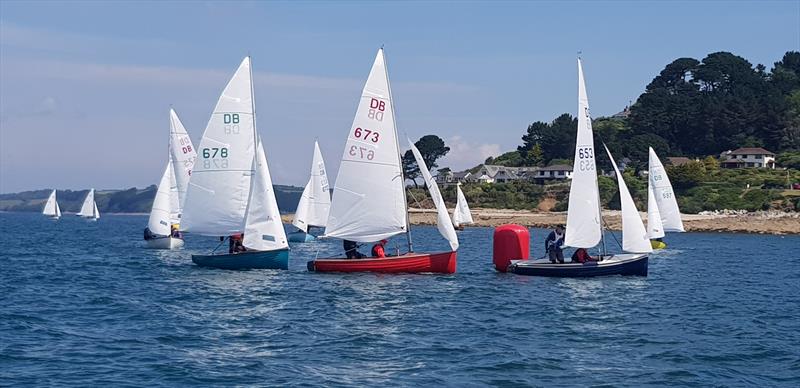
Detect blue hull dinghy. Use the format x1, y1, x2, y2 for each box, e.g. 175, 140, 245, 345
192, 248, 289, 270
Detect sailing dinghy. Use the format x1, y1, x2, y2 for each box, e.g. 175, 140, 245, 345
181, 57, 289, 269
452, 183, 474, 230
289, 140, 331, 243
646, 147, 685, 249
144, 109, 196, 249
508, 58, 650, 277
307, 49, 459, 274
77, 188, 100, 220
43, 189, 61, 220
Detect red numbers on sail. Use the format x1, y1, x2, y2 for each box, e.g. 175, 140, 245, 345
353, 127, 380, 143
368, 98, 385, 121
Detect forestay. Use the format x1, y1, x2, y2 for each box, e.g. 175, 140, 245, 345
565, 58, 602, 248
325, 48, 407, 242
604, 145, 653, 254
182, 57, 256, 236
292, 140, 331, 232
43, 189, 61, 217
648, 147, 685, 232
243, 140, 289, 251
646, 185, 665, 239
147, 161, 174, 236
409, 140, 459, 251
452, 184, 474, 227
169, 108, 197, 213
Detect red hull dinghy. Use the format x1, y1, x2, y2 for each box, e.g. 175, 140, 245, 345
311, 48, 460, 274
308, 251, 456, 274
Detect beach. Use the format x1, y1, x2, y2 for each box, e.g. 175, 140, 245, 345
282, 209, 800, 235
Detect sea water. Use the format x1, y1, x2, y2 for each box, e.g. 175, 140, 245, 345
1, 212, 798, 386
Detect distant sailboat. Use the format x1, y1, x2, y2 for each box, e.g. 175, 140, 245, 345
452, 183, 474, 229
77, 188, 100, 220
181, 57, 289, 270
307, 48, 458, 274
508, 58, 650, 277
647, 147, 685, 249
42, 189, 61, 220
289, 140, 331, 243
144, 109, 195, 249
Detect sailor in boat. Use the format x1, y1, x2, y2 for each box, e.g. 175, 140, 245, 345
371, 239, 388, 258
170, 224, 182, 239
228, 234, 247, 254
343, 239, 364, 259
571, 248, 599, 263
545, 225, 566, 264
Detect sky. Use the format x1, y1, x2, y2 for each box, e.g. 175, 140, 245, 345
1, 0, 798, 193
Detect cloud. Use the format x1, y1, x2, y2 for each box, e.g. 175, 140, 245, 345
439, 135, 501, 172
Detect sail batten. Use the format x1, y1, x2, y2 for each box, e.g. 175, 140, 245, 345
325, 49, 407, 242
565, 58, 602, 248
292, 141, 331, 232
409, 140, 459, 250
648, 147, 685, 232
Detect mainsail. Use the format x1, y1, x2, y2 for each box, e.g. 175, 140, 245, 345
409, 140, 459, 251
565, 58, 602, 248
43, 189, 61, 218
648, 147, 685, 232
604, 145, 653, 254
147, 161, 174, 236
292, 140, 331, 232
452, 183, 474, 227
169, 108, 197, 214
182, 57, 256, 236
325, 48, 408, 242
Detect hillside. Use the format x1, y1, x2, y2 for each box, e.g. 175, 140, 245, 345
0, 185, 305, 214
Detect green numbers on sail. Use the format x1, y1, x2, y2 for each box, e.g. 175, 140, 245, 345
223, 113, 241, 134
202, 147, 229, 169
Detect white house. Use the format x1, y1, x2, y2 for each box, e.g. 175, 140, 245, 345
532, 164, 573, 183
720, 147, 776, 169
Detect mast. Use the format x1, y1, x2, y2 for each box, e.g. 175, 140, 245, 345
382, 47, 413, 253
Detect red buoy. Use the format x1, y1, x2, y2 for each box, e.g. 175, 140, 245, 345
493, 224, 530, 272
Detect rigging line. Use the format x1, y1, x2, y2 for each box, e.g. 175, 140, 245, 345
601, 217, 624, 250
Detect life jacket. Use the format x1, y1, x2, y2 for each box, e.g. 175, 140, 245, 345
572, 248, 591, 263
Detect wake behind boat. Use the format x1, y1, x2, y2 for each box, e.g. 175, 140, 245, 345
307, 48, 459, 274
180, 57, 288, 270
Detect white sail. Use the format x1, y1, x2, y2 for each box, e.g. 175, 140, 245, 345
182, 57, 256, 236
169, 108, 196, 215
169, 160, 180, 224
325, 48, 407, 242
648, 147, 685, 232
409, 140, 459, 251
292, 140, 331, 232
147, 161, 174, 236
43, 189, 60, 218
77, 189, 97, 218
93, 202, 100, 219
646, 184, 665, 239
452, 183, 474, 227
565, 58, 602, 248
243, 140, 289, 251
604, 145, 652, 254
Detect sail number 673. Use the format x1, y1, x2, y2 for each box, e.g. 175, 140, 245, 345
354, 127, 380, 142
349, 145, 374, 160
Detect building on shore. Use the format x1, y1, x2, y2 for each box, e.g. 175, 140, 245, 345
719, 147, 776, 169
437, 164, 572, 185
